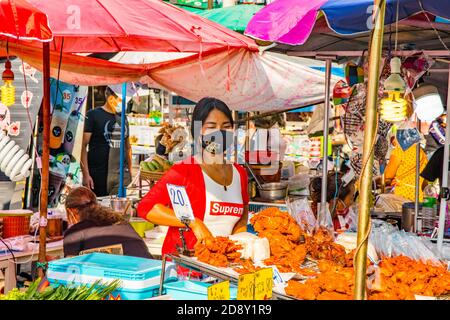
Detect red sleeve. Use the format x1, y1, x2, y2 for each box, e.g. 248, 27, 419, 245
136, 164, 187, 219
235, 163, 249, 205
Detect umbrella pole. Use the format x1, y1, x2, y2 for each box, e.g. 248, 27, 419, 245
354, 0, 386, 300
38, 42, 51, 279
320, 58, 332, 217
118, 82, 127, 198
437, 64, 450, 254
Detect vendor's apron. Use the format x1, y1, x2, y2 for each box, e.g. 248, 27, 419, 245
202, 166, 244, 236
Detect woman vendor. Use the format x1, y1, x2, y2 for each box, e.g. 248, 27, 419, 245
309, 171, 357, 232
383, 135, 428, 202
137, 97, 249, 258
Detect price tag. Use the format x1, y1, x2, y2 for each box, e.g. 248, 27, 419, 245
268, 265, 284, 285
166, 184, 195, 222
254, 268, 273, 300
237, 273, 255, 300
207, 281, 230, 300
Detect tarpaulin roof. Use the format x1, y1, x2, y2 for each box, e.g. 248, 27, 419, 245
245, 0, 450, 47
175, 4, 264, 33
0, 0, 52, 41
23, 0, 257, 53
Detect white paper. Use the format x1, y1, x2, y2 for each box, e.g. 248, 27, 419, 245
166, 184, 195, 222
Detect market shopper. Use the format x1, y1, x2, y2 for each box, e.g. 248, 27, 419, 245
309, 171, 357, 231
64, 187, 152, 259
421, 145, 446, 190
81, 86, 132, 197
137, 97, 249, 256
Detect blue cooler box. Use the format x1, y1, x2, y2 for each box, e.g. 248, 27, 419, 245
163, 280, 237, 300
47, 253, 178, 300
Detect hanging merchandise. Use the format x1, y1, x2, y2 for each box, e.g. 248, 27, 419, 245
49, 79, 77, 149
332, 80, 352, 106
63, 87, 88, 154
0, 103, 11, 133
396, 121, 421, 151
345, 62, 364, 87
8, 121, 20, 136
0, 132, 33, 181
21, 90, 33, 109
1, 59, 15, 107
380, 57, 408, 123
401, 53, 435, 90
429, 118, 446, 145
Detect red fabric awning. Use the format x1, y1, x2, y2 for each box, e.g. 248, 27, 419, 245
0, 0, 52, 42
24, 0, 257, 53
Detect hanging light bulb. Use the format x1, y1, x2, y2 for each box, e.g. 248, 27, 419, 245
380, 57, 408, 123
1, 59, 15, 107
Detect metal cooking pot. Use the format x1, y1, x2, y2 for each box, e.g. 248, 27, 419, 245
258, 182, 288, 200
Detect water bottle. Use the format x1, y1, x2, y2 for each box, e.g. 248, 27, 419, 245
422, 185, 437, 233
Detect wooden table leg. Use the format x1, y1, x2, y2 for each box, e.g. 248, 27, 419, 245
3, 260, 16, 294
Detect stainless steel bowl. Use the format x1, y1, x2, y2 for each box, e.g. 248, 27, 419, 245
258, 182, 288, 200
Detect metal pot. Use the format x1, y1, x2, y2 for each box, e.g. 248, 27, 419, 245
258, 182, 288, 200
110, 197, 132, 221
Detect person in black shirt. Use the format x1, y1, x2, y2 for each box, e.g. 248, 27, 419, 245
421, 146, 445, 190
64, 187, 152, 259
81, 86, 132, 196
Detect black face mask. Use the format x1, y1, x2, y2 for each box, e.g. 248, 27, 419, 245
201, 129, 234, 155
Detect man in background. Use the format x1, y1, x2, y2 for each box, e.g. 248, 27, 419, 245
81, 86, 132, 196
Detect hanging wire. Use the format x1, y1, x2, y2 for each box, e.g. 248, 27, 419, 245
418, 0, 450, 52
395, 0, 400, 51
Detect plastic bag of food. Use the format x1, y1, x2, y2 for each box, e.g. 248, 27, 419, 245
286, 197, 317, 234
316, 203, 335, 238
288, 173, 310, 192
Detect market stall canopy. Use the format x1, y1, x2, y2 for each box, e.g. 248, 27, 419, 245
173, 3, 264, 33
21, 0, 257, 53
245, 0, 450, 51
0, 0, 52, 41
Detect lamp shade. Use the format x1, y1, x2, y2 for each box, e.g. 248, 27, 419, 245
413, 85, 444, 121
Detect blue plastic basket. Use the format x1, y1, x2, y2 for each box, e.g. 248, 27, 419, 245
163, 280, 237, 300
47, 253, 178, 300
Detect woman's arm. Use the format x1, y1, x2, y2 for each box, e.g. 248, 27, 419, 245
384, 151, 401, 184
232, 205, 249, 234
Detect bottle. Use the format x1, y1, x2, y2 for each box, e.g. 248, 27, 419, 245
422, 185, 437, 233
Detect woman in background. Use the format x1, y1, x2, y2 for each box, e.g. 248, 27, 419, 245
64, 187, 152, 259
309, 171, 357, 232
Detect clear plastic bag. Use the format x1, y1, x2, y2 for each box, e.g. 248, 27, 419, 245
286, 197, 317, 234
316, 203, 335, 238
369, 219, 442, 264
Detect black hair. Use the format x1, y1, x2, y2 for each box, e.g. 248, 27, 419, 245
155, 134, 167, 156
309, 171, 355, 205
104, 86, 118, 100
190, 97, 234, 139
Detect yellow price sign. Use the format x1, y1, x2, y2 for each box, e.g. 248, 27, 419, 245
207, 281, 230, 300
237, 273, 255, 300
254, 268, 273, 300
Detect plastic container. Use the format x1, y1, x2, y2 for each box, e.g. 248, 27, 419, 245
163, 280, 237, 300
129, 218, 154, 237
422, 185, 438, 233
47, 253, 178, 300
0, 210, 32, 238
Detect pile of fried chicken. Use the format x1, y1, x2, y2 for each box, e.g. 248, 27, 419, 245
368, 255, 450, 300
194, 237, 243, 268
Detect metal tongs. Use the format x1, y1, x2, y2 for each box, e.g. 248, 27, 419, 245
176, 216, 195, 257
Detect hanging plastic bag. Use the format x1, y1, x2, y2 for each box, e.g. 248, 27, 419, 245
316, 203, 335, 239
286, 197, 317, 234
396, 121, 421, 151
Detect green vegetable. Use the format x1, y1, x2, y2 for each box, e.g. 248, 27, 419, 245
148, 161, 158, 171
152, 160, 163, 172
0, 278, 121, 300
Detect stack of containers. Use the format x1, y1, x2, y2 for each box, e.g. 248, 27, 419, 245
47, 253, 178, 300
